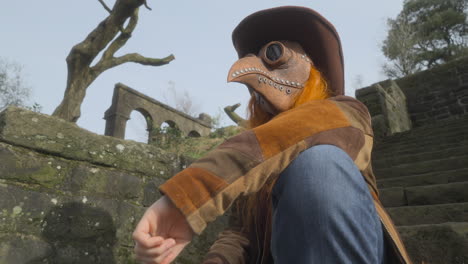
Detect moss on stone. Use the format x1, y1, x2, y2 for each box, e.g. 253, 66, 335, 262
28, 165, 65, 188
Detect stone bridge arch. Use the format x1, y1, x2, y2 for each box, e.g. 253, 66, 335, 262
104, 83, 211, 141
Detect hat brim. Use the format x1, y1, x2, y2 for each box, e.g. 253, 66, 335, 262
232, 6, 344, 96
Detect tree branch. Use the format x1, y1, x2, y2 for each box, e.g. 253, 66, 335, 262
93, 53, 175, 74
143, 0, 152, 10
224, 103, 247, 127
100, 8, 139, 62
98, 0, 112, 13
113, 53, 175, 67
53, 0, 173, 122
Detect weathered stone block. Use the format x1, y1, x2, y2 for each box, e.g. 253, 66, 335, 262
388, 203, 468, 226
67, 164, 143, 201
449, 104, 464, 115
0, 143, 68, 189
0, 184, 144, 262
0, 234, 52, 264
405, 182, 468, 206
459, 96, 468, 105
394, 57, 468, 127
407, 103, 432, 114
371, 115, 388, 138
399, 223, 468, 264
142, 179, 165, 207
356, 80, 412, 137
0, 107, 187, 179
433, 98, 458, 109
0, 142, 150, 204
379, 187, 406, 207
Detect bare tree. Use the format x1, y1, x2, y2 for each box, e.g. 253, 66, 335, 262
162, 81, 201, 116
52, 0, 175, 122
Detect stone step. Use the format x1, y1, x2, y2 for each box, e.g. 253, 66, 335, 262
376, 126, 468, 145
374, 155, 468, 179
375, 118, 468, 143
373, 143, 468, 162
376, 125, 468, 145
387, 203, 468, 226
373, 145, 468, 169
378, 116, 468, 142
380, 181, 468, 207
375, 144, 468, 161
377, 168, 468, 188
374, 134, 468, 153
377, 133, 468, 151
397, 222, 468, 264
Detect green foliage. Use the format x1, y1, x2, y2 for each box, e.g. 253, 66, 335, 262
146, 116, 243, 159
149, 125, 184, 150
0, 58, 41, 112
149, 125, 225, 159
382, 0, 468, 78
209, 126, 243, 139
209, 107, 227, 131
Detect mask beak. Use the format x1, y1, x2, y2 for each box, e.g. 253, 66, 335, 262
227, 55, 281, 115
227, 41, 311, 113
227, 55, 269, 85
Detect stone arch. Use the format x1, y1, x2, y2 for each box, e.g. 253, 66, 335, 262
188, 130, 201, 138
125, 109, 151, 143
160, 120, 177, 130
104, 83, 211, 139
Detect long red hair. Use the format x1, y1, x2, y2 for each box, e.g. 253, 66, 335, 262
239, 65, 330, 263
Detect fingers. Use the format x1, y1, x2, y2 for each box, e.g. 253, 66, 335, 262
134, 238, 176, 264
159, 243, 188, 264
134, 239, 189, 264
135, 248, 172, 264
135, 238, 175, 257
133, 232, 164, 248
160, 251, 176, 264
133, 211, 157, 238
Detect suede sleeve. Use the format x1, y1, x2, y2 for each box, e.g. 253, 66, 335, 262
202, 229, 250, 264
159, 96, 374, 235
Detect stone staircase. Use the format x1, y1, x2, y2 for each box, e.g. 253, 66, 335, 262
372, 116, 468, 264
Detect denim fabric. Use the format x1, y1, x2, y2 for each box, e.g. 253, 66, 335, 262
271, 145, 385, 264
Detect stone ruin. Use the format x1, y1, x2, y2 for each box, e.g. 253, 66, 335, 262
0, 57, 467, 263
104, 83, 212, 142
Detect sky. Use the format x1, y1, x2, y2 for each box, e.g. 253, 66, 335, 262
1, 0, 404, 142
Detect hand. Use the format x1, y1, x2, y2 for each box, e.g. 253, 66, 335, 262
133, 195, 195, 264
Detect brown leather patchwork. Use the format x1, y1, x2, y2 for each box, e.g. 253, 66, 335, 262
203, 230, 250, 264
354, 134, 373, 171
363, 163, 379, 196
254, 100, 350, 159
192, 147, 259, 184
159, 167, 229, 217
330, 96, 373, 136
303, 126, 365, 161
219, 130, 264, 162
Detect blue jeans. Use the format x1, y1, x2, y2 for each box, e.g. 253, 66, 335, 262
271, 145, 385, 263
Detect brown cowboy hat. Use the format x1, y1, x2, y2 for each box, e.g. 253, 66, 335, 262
232, 6, 345, 96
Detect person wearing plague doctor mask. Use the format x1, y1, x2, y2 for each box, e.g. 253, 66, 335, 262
133, 6, 413, 264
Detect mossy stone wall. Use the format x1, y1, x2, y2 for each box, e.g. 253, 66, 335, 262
0, 107, 229, 264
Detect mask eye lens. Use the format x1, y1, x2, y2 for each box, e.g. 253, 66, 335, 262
266, 43, 283, 62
